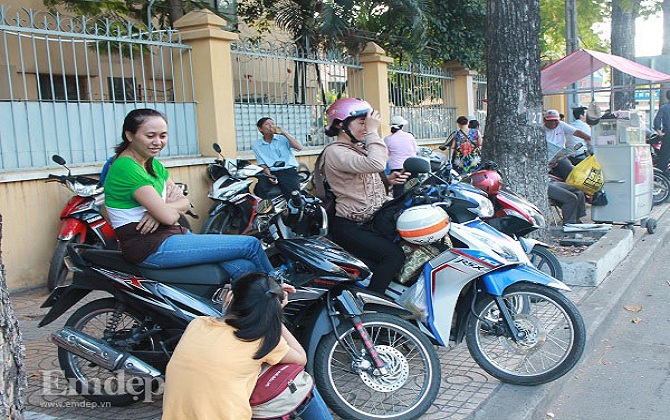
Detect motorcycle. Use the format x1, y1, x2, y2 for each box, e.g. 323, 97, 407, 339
378, 161, 586, 385
412, 150, 564, 280
200, 143, 312, 235
38, 193, 441, 420
46, 154, 117, 290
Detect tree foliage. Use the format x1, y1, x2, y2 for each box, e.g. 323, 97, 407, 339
237, 0, 487, 69
539, 0, 610, 61
42, 0, 228, 29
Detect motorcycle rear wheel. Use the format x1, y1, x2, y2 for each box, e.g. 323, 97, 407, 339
58, 298, 158, 406
314, 313, 440, 420
465, 283, 585, 385
527, 245, 564, 281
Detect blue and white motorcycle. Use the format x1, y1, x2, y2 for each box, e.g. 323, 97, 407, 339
377, 158, 586, 386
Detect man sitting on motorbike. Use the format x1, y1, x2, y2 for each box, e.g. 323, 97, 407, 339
252, 117, 303, 199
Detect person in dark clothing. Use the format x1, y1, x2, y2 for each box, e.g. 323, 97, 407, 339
653, 90, 670, 173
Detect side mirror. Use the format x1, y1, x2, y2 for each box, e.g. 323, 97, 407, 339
52, 155, 67, 166
403, 157, 431, 174
213, 143, 222, 153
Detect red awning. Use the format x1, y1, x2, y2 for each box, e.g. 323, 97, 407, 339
541, 49, 670, 93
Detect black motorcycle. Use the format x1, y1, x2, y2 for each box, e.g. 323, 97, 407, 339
39, 193, 441, 420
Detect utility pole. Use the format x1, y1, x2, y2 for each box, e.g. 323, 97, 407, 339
566, 0, 579, 114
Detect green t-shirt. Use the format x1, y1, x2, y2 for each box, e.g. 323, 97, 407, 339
104, 156, 168, 209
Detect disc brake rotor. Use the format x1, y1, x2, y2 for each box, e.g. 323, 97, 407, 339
501, 314, 547, 354
358, 345, 409, 392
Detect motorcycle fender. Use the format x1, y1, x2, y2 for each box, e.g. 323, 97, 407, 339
517, 237, 551, 254
304, 307, 339, 373
353, 290, 412, 315
38, 286, 91, 327
481, 264, 571, 297
56, 218, 88, 241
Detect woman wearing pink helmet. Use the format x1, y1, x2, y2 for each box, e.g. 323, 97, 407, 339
319, 98, 408, 294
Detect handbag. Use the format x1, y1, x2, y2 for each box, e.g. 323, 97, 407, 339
250, 363, 314, 420
565, 155, 605, 195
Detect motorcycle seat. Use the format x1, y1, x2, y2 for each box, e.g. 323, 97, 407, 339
82, 250, 230, 286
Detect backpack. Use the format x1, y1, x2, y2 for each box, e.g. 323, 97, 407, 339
312, 142, 366, 218
250, 363, 314, 420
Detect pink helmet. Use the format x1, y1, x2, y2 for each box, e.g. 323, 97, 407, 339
325, 98, 372, 131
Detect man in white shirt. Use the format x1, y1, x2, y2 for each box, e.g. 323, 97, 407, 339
569, 106, 591, 164
544, 109, 592, 178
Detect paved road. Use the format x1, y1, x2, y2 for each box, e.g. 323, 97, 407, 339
546, 238, 670, 419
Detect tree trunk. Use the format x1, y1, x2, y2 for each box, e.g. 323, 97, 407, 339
166, 0, 184, 26
611, 0, 638, 111
663, 0, 670, 56
662, 0, 670, 104
485, 0, 548, 238
0, 214, 26, 419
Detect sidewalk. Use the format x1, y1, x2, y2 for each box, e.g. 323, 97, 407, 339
12, 202, 670, 420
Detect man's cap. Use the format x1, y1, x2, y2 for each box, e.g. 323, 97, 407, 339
543, 109, 560, 121
390, 115, 408, 126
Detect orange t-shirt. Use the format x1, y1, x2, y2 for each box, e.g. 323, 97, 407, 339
162, 316, 289, 420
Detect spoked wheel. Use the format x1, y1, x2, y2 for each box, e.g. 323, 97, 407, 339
527, 245, 564, 281
314, 313, 440, 420
465, 283, 585, 386
58, 298, 158, 406
653, 169, 670, 205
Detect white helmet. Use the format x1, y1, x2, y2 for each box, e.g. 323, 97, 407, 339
396, 205, 450, 245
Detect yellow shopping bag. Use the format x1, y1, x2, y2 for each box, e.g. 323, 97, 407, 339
565, 155, 604, 195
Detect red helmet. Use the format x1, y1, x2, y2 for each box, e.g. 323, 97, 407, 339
470, 169, 502, 195
325, 98, 372, 132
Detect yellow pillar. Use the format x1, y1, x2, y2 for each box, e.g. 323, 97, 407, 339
173, 10, 239, 158
359, 42, 394, 138
444, 62, 477, 119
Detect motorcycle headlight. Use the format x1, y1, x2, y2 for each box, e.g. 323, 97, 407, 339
69, 181, 103, 197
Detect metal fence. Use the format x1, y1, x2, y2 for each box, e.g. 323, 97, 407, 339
0, 5, 197, 171
388, 63, 456, 142
231, 39, 364, 152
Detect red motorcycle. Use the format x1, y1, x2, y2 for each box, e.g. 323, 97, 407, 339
47, 155, 117, 290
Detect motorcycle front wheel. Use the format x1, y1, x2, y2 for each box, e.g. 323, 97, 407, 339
314, 313, 440, 420
465, 283, 586, 386
57, 298, 158, 406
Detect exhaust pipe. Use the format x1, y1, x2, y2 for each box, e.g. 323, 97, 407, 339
51, 327, 162, 378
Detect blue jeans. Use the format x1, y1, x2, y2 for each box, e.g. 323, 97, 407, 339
299, 387, 333, 420
139, 232, 273, 280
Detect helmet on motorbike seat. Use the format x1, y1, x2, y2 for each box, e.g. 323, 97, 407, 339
396, 205, 450, 245
470, 169, 502, 195
325, 98, 373, 134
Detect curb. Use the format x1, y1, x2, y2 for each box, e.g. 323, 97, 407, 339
470, 202, 670, 420
560, 227, 633, 287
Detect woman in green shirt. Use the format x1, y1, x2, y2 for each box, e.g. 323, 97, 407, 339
104, 108, 273, 278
